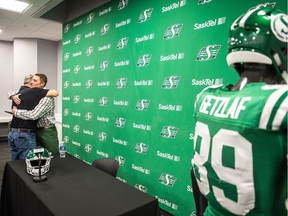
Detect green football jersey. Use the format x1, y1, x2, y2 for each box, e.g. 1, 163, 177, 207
192, 83, 287, 216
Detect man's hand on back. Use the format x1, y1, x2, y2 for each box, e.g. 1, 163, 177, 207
11, 94, 21, 105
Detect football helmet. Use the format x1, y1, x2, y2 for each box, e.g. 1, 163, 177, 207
25, 147, 52, 176
226, 3, 288, 83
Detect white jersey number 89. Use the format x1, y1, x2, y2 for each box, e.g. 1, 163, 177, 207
193, 121, 255, 215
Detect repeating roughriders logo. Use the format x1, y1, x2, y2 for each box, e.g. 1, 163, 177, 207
135, 184, 148, 193
158, 173, 177, 187
136, 54, 152, 67
73, 95, 80, 103
63, 108, 69, 116
64, 52, 70, 61
98, 132, 107, 141
198, 0, 212, 4
138, 8, 153, 23
84, 144, 93, 153
117, 0, 128, 10
74, 65, 81, 73
99, 97, 108, 106
63, 24, 70, 33
85, 112, 93, 121
163, 24, 183, 40
134, 143, 149, 154
63, 136, 69, 143
114, 117, 126, 128
100, 24, 110, 35
99, 60, 109, 71
86, 46, 94, 56
115, 78, 128, 88
115, 156, 125, 166
117, 37, 129, 50
160, 126, 179, 138
135, 99, 150, 110
196, 45, 221, 61
85, 80, 93, 88
74, 34, 81, 44
63, 81, 69, 88
73, 125, 80, 133
86, 12, 95, 24
162, 76, 181, 89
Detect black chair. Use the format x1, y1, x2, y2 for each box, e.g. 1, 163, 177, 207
92, 158, 120, 177
190, 168, 208, 216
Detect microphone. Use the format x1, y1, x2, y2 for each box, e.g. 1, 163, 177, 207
33, 147, 47, 183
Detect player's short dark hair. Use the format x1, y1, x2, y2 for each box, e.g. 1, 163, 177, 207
35, 73, 48, 87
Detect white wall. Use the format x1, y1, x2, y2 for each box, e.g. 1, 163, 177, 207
0, 41, 13, 123
56, 41, 62, 114
38, 39, 58, 90
12, 39, 58, 90
13, 39, 38, 89
55, 41, 62, 142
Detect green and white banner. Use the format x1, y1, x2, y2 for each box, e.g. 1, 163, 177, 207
62, 0, 286, 215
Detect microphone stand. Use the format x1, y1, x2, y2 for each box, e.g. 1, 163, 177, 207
33, 154, 47, 183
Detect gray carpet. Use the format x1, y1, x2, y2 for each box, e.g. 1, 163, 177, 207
0, 140, 11, 190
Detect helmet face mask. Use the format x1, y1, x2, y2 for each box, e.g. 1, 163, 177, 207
226, 3, 288, 83
25, 147, 52, 176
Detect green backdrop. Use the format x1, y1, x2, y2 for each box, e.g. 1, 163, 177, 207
61, 0, 286, 215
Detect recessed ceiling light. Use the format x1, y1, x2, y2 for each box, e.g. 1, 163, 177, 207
0, 0, 30, 13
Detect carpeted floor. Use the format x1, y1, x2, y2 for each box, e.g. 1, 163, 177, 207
0, 140, 11, 190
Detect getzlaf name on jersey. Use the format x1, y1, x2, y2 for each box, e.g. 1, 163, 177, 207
192, 83, 287, 215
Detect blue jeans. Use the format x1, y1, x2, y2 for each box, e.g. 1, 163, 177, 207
8, 131, 36, 160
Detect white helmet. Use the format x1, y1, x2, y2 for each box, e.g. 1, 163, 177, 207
25, 147, 52, 176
